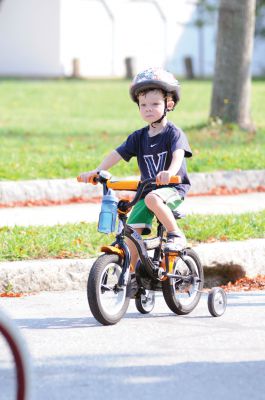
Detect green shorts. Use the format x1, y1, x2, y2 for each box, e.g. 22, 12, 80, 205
127, 187, 183, 235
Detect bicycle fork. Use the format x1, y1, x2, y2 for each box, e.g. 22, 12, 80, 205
162, 251, 202, 286
116, 241, 131, 289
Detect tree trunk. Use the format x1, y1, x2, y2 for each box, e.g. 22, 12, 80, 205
210, 0, 256, 130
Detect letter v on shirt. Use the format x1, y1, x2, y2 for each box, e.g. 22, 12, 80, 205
143, 152, 167, 177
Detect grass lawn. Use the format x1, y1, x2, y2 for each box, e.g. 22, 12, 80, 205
0, 79, 264, 180
0, 210, 264, 261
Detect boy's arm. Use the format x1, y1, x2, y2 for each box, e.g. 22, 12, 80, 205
97, 150, 122, 171
156, 149, 184, 185
78, 150, 122, 183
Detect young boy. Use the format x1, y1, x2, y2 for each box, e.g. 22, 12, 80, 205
78, 67, 192, 268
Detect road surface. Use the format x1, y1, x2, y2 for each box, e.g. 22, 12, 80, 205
1, 290, 265, 400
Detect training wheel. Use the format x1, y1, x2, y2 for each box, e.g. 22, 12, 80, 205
207, 287, 227, 317
135, 290, 155, 314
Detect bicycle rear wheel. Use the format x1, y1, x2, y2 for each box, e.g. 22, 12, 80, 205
162, 248, 204, 315
87, 254, 131, 325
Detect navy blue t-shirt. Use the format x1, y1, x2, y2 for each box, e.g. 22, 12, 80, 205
116, 121, 192, 198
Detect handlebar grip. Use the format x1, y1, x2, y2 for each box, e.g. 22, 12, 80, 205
76, 175, 99, 185
169, 175, 181, 184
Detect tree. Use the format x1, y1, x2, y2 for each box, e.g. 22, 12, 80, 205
210, 0, 256, 130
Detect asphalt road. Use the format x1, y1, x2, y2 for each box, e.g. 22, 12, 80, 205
1, 290, 265, 400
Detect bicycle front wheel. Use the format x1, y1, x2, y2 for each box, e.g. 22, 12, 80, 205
162, 248, 204, 315
0, 309, 31, 400
87, 254, 131, 325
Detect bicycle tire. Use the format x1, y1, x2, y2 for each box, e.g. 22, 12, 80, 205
135, 290, 155, 314
162, 248, 204, 315
87, 254, 131, 325
208, 287, 227, 317
0, 309, 30, 400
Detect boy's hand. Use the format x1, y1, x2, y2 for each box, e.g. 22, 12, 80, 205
77, 170, 99, 184
156, 171, 172, 185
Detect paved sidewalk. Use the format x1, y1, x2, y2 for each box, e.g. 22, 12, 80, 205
0, 192, 264, 227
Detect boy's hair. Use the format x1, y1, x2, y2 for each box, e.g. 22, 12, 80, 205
137, 88, 175, 110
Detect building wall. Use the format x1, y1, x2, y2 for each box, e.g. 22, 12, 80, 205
252, 37, 265, 76
60, 0, 113, 77
0, 0, 61, 77
59, 0, 176, 77
0, 0, 264, 78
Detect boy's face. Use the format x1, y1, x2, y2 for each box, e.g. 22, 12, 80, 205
138, 90, 173, 125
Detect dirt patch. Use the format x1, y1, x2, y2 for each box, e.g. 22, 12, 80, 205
221, 275, 265, 292
204, 263, 246, 287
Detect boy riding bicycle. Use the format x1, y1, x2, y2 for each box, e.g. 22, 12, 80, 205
78, 67, 192, 270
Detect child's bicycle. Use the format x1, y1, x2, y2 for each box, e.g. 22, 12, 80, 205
78, 171, 227, 325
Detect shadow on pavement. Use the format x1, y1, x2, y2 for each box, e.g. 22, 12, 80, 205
10, 355, 265, 400
15, 317, 98, 329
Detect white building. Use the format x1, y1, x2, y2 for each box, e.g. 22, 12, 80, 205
0, 0, 264, 78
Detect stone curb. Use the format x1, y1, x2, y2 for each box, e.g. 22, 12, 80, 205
0, 239, 264, 293
0, 258, 95, 293
0, 170, 264, 205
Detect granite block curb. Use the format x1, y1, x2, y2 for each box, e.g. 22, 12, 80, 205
0, 170, 264, 205
0, 258, 95, 293
0, 239, 264, 293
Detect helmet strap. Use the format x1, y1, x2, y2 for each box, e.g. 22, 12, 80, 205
151, 98, 168, 128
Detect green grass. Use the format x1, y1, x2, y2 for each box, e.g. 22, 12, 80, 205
0, 211, 264, 262
0, 79, 264, 180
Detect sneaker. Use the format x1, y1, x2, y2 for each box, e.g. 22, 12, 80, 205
164, 232, 187, 252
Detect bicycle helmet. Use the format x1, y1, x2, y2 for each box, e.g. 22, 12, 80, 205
129, 67, 180, 105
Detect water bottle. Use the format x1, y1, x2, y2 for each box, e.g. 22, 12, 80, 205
98, 189, 118, 234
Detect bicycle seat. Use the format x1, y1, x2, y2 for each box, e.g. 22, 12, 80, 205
172, 210, 185, 219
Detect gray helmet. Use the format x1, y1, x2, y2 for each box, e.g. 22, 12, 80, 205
130, 67, 180, 104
